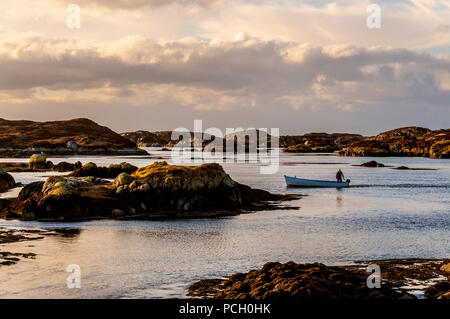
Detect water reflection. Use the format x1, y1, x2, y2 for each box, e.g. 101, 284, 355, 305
335, 195, 343, 210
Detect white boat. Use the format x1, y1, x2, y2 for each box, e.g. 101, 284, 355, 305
284, 175, 350, 188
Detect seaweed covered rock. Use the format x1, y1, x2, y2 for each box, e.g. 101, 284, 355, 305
0, 162, 298, 221
70, 162, 138, 178
1, 176, 105, 220
29, 153, 51, 170
188, 261, 407, 299
0, 166, 16, 192
131, 161, 236, 191
115, 172, 135, 187
116, 161, 243, 211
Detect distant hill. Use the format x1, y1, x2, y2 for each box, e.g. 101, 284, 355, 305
121, 130, 219, 148
0, 118, 146, 156
121, 126, 450, 159
121, 129, 364, 152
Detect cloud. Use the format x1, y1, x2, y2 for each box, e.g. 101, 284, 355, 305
50, 0, 223, 9
435, 24, 450, 33
0, 31, 449, 116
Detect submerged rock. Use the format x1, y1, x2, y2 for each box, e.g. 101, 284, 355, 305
359, 160, 385, 167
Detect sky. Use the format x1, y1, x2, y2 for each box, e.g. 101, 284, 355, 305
0, 0, 449, 135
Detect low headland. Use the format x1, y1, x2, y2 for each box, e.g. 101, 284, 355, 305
0, 118, 147, 157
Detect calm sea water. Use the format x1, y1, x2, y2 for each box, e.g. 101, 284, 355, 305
0, 150, 449, 298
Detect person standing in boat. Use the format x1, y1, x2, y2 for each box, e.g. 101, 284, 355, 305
336, 169, 345, 183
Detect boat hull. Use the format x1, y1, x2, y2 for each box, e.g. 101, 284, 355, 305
284, 175, 350, 188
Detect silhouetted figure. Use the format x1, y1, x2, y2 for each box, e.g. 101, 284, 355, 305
336, 169, 345, 183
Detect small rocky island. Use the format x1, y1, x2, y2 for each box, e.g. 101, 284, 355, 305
0, 118, 147, 157
0, 161, 299, 221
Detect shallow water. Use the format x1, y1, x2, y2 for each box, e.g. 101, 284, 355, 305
0, 151, 449, 298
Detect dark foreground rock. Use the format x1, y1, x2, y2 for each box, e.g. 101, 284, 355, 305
338, 127, 450, 159
0, 162, 300, 221
426, 262, 450, 299
188, 259, 450, 300
0, 166, 16, 192
0, 118, 147, 157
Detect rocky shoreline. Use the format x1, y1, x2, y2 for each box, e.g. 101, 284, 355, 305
188, 259, 450, 300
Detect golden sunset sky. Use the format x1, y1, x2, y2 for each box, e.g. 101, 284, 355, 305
0, 0, 449, 134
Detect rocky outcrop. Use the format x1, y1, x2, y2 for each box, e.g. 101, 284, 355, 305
69, 162, 137, 178
338, 127, 450, 159
282, 133, 365, 153
0, 162, 299, 221
121, 131, 166, 147
0, 118, 147, 157
0, 166, 15, 192
189, 258, 450, 300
